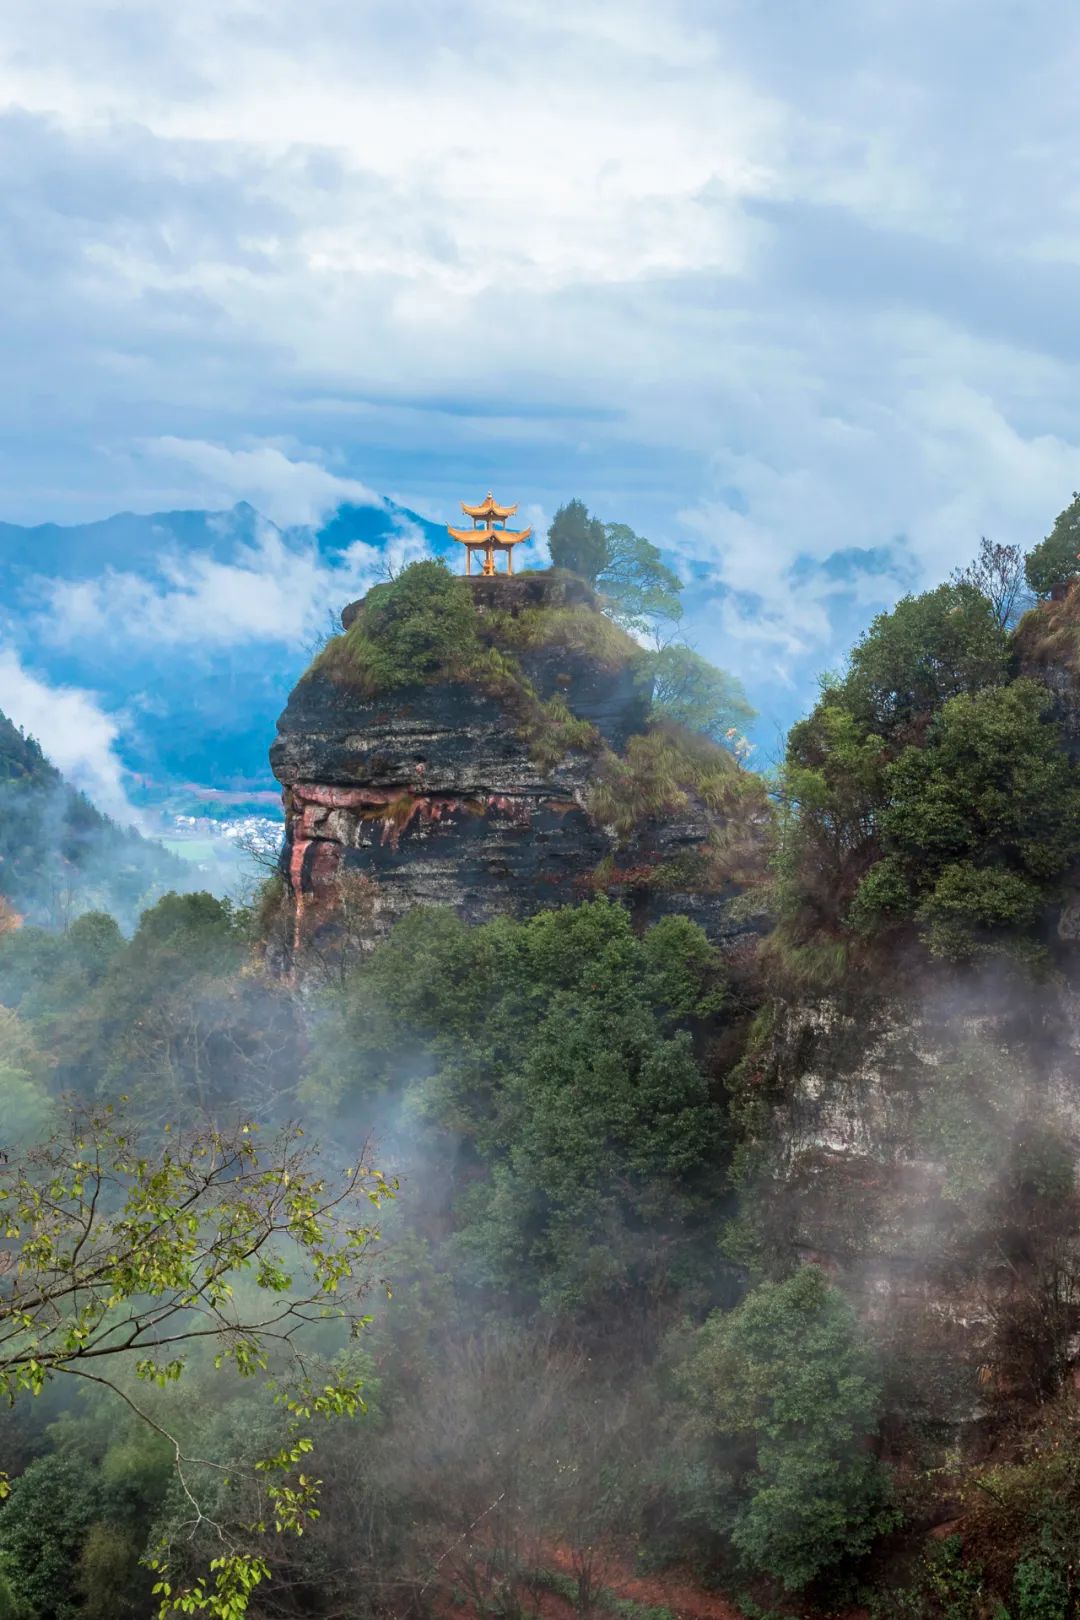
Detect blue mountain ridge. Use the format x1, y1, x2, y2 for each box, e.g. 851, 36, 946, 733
0, 497, 450, 813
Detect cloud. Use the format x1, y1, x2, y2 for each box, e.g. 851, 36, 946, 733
0, 647, 139, 825
2, 0, 1080, 732
146, 439, 383, 528
39, 506, 432, 651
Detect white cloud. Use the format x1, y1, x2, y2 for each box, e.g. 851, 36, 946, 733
2, 0, 1080, 704
0, 647, 139, 825
146, 438, 383, 528
40, 511, 433, 650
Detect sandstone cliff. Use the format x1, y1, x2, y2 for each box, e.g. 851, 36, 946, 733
270, 570, 768, 963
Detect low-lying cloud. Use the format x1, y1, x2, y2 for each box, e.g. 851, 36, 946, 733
39, 512, 432, 651
0, 646, 140, 826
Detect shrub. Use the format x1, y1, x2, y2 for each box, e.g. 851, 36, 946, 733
839, 581, 1011, 736
588, 723, 765, 842
851, 679, 1080, 959
320, 560, 479, 692
679, 1267, 895, 1591
1025, 493, 1080, 597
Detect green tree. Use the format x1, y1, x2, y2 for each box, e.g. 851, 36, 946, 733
851, 679, 1080, 958
840, 581, 1011, 736
599, 522, 683, 637
0, 1452, 99, 1620
649, 644, 756, 742
306, 900, 726, 1313
547, 499, 609, 582
1025, 493, 1080, 597
680, 1267, 894, 1591
0, 1107, 391, 1617
0, 1008, 51, 1150
780, 700, 889, 929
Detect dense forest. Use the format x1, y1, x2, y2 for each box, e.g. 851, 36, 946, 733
6, 495, 1080, 1620
0, 713, 185, 931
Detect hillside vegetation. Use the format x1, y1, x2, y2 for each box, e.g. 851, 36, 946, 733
7, 498, 1080, 1620
0, 711, 185, 929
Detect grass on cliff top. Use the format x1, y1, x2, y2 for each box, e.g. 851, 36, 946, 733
309, 561, 607, 768
311, 560, 644, 695
588, 721, 770, 842
481, 599, 644, 672
1013, 580, 1080, 674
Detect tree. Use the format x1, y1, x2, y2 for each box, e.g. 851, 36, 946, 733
951, 536, 1028, 628
0, 1008, 51, 1151
649, 644, 756, 742
0, 1106, 392, 1617
547, 499, 609, 583
839, 581, 1011, 736
599, 522, 683, 638
306, 900, 727, 1314
680, 1267, 894, 1591
1025, 493, 1080, 597
851, 679, 1080, 959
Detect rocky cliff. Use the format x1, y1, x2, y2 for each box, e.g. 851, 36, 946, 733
270, 569, 768, 963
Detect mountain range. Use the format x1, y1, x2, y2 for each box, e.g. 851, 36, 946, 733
0, 497, 453, 823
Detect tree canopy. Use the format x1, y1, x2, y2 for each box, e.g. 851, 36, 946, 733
1025, 492, 1080, 597
649, 643, 756, 742
0, 1107, 391, 1618
679, 1267, 894, 1591
546, 499, 609, 582
838, 581, 1011, 737
547, 500, 683, 636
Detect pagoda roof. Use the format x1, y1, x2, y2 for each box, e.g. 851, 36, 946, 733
448, 524, 532, 546
460, 492, 518, 521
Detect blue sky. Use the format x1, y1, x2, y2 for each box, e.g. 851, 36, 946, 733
3, 0, 1080, 770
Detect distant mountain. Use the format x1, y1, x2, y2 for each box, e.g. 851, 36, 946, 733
0, 710, 187, 928
0, 497, 448, 812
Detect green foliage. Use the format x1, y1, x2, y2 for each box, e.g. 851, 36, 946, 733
648, 644, 756, 743
306, 899, 726, 1313
0, 1452, 99, 1620
1013, 1555, 1069, 1619
599, 522, 684, 636
546, 502, 683, 634
851, 679, 1080, 959
680, 1267, 895, 1591
0, 711, 184, 930
0, 1568, 29, 1620
0, 1108, 390, 1618
320, 559, 479, 692
547, 498, 609, 582
840, 581, 1011, 736
1025, 493, 1080, 596
589, 723, 766, 844
779, 700, 889, 926
0, 1008, 52, 1149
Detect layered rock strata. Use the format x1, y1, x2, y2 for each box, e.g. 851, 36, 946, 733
270, 574, 754, 960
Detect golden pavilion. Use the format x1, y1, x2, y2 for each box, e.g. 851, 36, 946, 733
448, 492, 532, 576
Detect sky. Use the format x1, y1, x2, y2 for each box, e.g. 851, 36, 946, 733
3, 0, 1080, 776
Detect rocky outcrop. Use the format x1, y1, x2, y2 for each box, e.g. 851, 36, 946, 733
270, 574, 759, 961
742, 970, 1080, 1454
